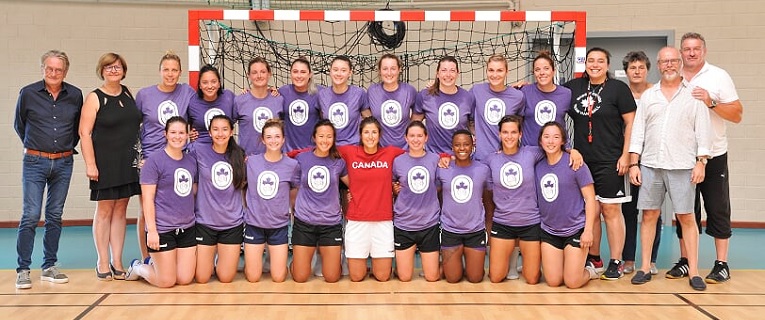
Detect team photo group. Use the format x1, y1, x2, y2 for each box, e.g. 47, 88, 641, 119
13, 30, 742, 292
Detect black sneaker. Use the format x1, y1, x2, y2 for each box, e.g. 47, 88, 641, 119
601, 259, 624, 280
665, 257, 689, 279
689, 276, 707, 291
705, 260, 731, 284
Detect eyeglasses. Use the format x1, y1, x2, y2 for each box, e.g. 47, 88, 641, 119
104, 65, 123, 72
658, 59, 681, 66
44, 67, 65, 75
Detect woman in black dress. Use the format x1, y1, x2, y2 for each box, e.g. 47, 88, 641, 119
79, 53, 142, 280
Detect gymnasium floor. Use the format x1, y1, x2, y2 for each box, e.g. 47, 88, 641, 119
1, 225, 763, 319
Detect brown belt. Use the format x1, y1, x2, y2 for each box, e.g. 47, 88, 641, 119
24, 149, 73, 160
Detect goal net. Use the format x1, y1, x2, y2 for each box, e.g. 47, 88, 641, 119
188, 10, 586, 92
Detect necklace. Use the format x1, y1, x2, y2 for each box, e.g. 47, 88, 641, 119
586, 80, 606, 143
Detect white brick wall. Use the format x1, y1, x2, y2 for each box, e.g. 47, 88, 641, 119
1, 0, 763, 223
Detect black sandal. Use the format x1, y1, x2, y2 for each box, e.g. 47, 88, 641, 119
96, 266, 113, 281
110, 264, 126, 280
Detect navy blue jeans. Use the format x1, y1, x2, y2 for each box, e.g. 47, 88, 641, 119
16, 154, 73, 272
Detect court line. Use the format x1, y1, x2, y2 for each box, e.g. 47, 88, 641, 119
675, 293, 720, 320
73, 293, 110, 320
2, 291, 763, 296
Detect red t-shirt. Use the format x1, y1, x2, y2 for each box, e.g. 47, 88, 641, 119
338, 145, 405, 221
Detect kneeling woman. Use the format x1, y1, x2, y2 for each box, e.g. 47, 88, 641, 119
127, 116, 197, 288
192, 115, 246, 284
437, 130, 491, 283
244, 119, 299, 283
536, 122, 599, 289
290, 120, 350, 283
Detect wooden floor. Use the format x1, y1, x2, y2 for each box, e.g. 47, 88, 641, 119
1, 269, 764, 320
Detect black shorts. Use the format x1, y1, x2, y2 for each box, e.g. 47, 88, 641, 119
244, 224, 289, 245
490, 222, 541, 241
394, 224, 440, 252
588, 162, 631, 203
291, 218, 343, 247
540, 228, 584, 250
147, 227, 197, 253
195, 223, 244, 246
441, 229, 487, 249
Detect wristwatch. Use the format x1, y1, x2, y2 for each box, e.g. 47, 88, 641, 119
697, 157, 708, 165
708, 100, 718, 109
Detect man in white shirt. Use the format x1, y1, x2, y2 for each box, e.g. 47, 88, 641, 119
628, 46, 711, 291
667, 32, 743, 284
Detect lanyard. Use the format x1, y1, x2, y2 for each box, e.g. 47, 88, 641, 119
586, 80, 605, 143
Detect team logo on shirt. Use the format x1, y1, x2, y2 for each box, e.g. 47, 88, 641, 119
500, 161, 523, 189
572, 92, 602, 116
381, 99, 403, 127
539, 173, 559, 202
438, 102, 460, 130
203, 108, 225, 130
450, 174, 473, 204
257, 170, 280, 200
328, 102, 350, 129
307, 165, 331, 193
407, 166, 430, 194
157, 100, 180, 126
253, 107, 274, 133
174, 168, 193, 197
211, 161, 232, 190
534, 100, 557, 125
484, 98, 506, 125
289, 99, 309, 126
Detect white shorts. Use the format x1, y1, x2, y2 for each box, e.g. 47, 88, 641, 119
344, 220, 395, 259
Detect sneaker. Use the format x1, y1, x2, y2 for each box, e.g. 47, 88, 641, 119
125, 259, 142, 281
705, 260, 731, 284
16, 270, 32, 289
41, 266, 68, 284
666, 257, 689, 279
143, 257, 154, 266
689, 276, 707, 291
587, 257, 605, 274
312, 252, 323, 277
623, 264, 635, 274
585, 265, 599, 280
601, 259, 624, 280
650, 264, 658, 275
630, 270, 652, 285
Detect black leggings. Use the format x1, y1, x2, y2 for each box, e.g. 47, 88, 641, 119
622, 183, 661, 262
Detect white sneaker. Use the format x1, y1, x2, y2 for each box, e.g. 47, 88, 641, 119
650, 264, 658, 275
125, 259, 143, 281
341, 252, 349, 276
312, 252, 323, 277
585, 265, 599, 280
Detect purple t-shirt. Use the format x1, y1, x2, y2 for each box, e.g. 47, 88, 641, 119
437, 161, 490, 234
187, 90, 235, 145
392, 152, 441, 231
485, 146, 544, 227
535, 152, 594, 237
520, 84, 572, 147
414, 88, 474, 154
190, 145, 243, 230
233, 92, 285, 155
140, 150, 197, 234
244, 153, 300, 229
294, 151, 348, 226
367, 82, 417, 148
279, 84, 324, 152
470, 83, 524, 161
136, 84, 195, 159
318, 85, 369, 146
